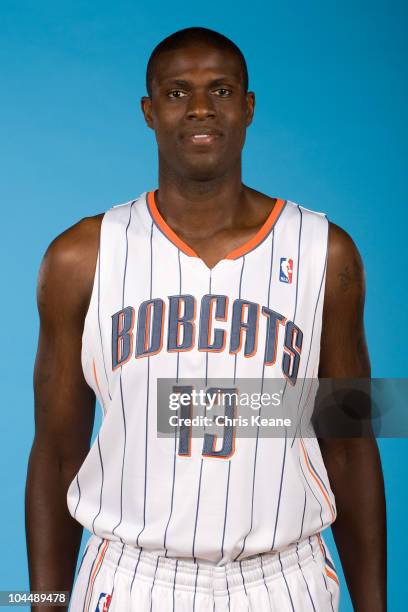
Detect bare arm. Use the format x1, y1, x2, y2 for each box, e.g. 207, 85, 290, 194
25, 215, 102, 610
318, 223, 386, 611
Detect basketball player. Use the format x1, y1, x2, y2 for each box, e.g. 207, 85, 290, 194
26, 27, 386, 611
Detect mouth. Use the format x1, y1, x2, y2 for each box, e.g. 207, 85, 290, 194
182, 130, 223, 146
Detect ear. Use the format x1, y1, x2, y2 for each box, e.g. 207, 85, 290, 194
245, 91, 255, 127
141, 96, 154, 129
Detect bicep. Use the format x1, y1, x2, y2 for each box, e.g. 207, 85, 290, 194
318, 223, 374, 455
33, 227, 98, 466
34, 317, 95, 465
319, 222, 370, 378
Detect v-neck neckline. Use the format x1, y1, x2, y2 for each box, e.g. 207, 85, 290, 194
146, 190, 287, 269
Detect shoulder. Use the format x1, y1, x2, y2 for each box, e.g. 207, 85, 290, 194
37, 214, 104, 322
325, 221, 365, 306
44, 214, 103, 262
327, 221, 361, 261
40, 213, 103, 281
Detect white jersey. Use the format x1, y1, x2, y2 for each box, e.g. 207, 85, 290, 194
67, 190, 337, 565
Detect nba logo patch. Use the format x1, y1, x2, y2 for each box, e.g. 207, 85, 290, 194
95, 593, 111, 612
279, 258, 293, 283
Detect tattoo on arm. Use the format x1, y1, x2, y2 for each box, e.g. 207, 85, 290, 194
338, 257, 363, 293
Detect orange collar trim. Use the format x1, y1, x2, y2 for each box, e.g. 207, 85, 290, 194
147, 190, 286, 261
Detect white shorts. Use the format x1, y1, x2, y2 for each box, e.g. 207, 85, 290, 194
69, 533, 339, 612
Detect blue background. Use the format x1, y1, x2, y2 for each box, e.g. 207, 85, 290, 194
0, 0, 406, 610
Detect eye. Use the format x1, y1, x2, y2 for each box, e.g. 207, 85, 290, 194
167, 90, 187, 98
213, 88, 232, 97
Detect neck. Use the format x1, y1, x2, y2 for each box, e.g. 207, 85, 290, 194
156, 159, 248, 235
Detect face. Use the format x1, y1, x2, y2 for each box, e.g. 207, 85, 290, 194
141, 44, 255, 182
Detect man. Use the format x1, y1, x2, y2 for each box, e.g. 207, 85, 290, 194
26, 27, 386, 611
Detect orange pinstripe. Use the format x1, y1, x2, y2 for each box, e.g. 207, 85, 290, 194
325, 566, 340, 585
317, 534, 340, 586
84, 539, 109, 612
300, 439, 335, 521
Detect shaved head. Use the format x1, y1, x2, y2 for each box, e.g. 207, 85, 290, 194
146, 27, 249, 97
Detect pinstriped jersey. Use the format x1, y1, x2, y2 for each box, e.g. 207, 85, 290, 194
66, 190, 337, 565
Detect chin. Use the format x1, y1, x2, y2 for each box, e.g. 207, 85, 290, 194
183, 157, 228, 182
186, 169, 222, 182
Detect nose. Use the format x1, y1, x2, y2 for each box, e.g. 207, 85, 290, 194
186, 90, 216, 120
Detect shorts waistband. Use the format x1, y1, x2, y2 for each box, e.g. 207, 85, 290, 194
84, 535, 323, 595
